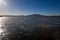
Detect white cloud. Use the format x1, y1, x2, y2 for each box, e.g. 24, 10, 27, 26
0, 0, 8, 8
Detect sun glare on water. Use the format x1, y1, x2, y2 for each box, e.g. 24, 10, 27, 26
0, 17, 4, 35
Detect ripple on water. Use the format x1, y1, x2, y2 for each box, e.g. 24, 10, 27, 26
0, 17, 8, 40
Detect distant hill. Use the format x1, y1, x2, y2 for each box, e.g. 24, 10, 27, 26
0, 14, 60, 17
1, 14, 60, 27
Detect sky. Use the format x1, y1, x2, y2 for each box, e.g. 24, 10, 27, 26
0, 0, 60, 15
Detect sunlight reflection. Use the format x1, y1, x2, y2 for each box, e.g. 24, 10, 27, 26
0, 17, 6, 24
0, 25, 2, 28
0, 17, 4, 35
0, 29, 4, 35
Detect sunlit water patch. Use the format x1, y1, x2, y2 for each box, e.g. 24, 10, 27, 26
0, 17, 4, 35
0, 17, 8, 40
0, 16, 59, 40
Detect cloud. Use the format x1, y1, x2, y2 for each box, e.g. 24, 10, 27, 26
0, 0, 8, 8
0, 0, 9, 15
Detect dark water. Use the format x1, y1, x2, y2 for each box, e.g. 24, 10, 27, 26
0, 17, 60, 40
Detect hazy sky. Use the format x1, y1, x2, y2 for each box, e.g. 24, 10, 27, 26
0, 0, 60, 15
